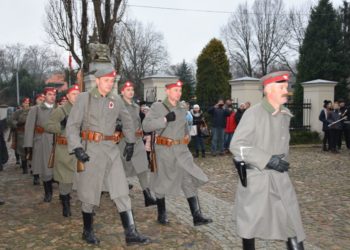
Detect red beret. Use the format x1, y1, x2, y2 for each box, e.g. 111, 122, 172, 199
35, 93, 45, 100
67, 84, 80, 94
22, 97, 31, 104
43, 87, 57, 95
165, 80, 183, 89
261, 71, 290, 86
120, 81, 134, 92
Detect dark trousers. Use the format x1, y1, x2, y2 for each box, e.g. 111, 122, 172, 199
329, 129, 341, 151
338, 128, 350, 149
323, 130, 330, 149
193, 135, 205, 151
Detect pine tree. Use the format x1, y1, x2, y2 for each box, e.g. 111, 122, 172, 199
297, 0, 344, 101
196, 38, 231, 109
173, 60, 195, 102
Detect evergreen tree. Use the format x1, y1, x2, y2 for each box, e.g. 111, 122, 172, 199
297, 0, 344, 101
196, 38, 231, 109
173, 60, 195, 102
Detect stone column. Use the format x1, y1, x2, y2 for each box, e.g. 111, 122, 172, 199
141, 75, 178, 102
302, 79, 337, 134
229, 77, 262, 105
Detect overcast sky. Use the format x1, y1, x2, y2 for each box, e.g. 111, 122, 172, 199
0, 0, 345, 66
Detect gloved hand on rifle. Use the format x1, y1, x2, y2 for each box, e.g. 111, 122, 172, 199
60, 117, 68, 128
74, 147, 90, 163
165, 111, 176, 122
123, 143, 134, 161
265, 154, 289, 172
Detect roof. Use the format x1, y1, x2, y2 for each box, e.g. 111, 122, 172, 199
302, 79, 337, 85
230, 77, 260, 82
142, 74, 177, 80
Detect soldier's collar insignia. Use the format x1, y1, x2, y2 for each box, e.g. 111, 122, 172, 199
109, 101, 114, 109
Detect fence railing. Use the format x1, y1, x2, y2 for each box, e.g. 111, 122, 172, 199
284, 100, 311, 131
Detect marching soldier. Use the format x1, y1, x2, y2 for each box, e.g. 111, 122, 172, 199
9, 97, 31, 174
24, 87, 56, 201
44, 84, 80, 217
35, 93, 45, 106
142, 80, 213, 226
230, 71, 305, 250
66, 65, 151, 245
118, 81, 157, 207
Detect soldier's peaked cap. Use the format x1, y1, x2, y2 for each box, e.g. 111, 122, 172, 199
165, 80, 183, 89
120, 81, 134, 91
93, 63, 117, 78
261, 71, 290, 86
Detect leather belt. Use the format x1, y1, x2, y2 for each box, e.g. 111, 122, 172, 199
56, 135, 68, 145
35, 126, 45, 134
81, 130, 122, 143
155, 136, 189, 147
16, 126, 25, 132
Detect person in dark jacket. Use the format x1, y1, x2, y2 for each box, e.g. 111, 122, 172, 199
328, 102, 342, 153
208, 99, 231, 156
235, 103, 246, 126
338, 100, 350, 149
319, 100, 332, 151
191, 104, 206, 158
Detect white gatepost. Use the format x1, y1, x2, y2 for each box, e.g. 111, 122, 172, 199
141, 74, 178, 102
229, 77, 262, 106
302, 79, 337, 134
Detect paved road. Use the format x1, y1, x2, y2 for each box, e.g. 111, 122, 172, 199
1, 146, 349, 249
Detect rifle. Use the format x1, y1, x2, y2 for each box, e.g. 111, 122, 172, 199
48, 134, 56, 168
149, 132, 157, 172
76, 68, 86, 172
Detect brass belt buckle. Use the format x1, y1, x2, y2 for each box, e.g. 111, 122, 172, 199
166, 138, 173, 147
93, 132, 103, 142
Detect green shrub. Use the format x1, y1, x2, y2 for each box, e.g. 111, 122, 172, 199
290, 130, 321, 145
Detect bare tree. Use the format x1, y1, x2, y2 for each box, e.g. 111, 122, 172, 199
113, 19, 169, 97
44, 0, 126, 70
222, 2, 254, 77
252, 0, 291, 76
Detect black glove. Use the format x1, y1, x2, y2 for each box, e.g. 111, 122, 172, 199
266, 154, 289, 172
123, 143, 134, 161
115, 123, 123, 132
60, 117, 68, 128
74, 147, 90, 163
165, 111, 176, 122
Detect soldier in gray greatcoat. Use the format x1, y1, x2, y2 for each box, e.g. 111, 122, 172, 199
9, 97, 31, 174
230, 71, 305, 250
118, 81, 156, 207
44, 84, 80, 217
24, 87, 56, 202
66, 65, 150, 246
142, 80, 212, 226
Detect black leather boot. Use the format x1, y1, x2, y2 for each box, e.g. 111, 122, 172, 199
60, 194, 71, 217
33, 175, 40, 185
43, 181, 52, 202
187, 196, 213, 226
143, 188, 157, 207
82, 212, 100, 244
194, 150, 199, 158
156, 198, 169, 224
202, 150, 206, 158
21, 160, 28, 174
242, 238, 255, 250
287, 237, 304, 250
82, 212, 100, 245
120, 210, 151, 245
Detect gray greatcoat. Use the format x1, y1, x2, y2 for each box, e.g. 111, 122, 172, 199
44, 102, 76, 184
142, 98, 208, 196
118, 98, 148, 177
24, 104, 54, 177
229, 98, 305, 242
66, 87, 136, 206
9, 108, 30, 158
